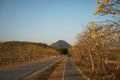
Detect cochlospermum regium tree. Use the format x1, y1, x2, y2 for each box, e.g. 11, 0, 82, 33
70, 21, 119, 79
69, 0, 120, 79
94, 0, 120, 15
94, 0, 120, 77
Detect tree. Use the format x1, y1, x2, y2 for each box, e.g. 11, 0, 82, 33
71, 21, 119, 79
94, 0, 120, 15
70, 0, 120, 79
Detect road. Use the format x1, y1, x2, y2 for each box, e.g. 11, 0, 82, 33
0, 55, 64, 80
63, 57, 87, 80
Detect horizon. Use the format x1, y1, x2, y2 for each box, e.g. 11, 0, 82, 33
0, 39, 71, 45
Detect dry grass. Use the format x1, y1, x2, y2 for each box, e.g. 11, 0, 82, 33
0, 56, 56, 69
72, 58, 120, 80
48, 57, 66, 80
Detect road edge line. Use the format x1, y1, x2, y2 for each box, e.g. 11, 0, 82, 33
71, 59, 88, 80
18, 56, 65, 80
62, 57, 67, 80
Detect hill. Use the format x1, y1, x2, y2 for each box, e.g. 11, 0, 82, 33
0, 41, 59, 65
51, 40, 71, 48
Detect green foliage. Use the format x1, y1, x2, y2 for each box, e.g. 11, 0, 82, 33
58, 48, 68, 55
108, 56, 117, 60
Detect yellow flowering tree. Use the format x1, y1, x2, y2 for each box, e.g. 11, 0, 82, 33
94, 0, 120, 15
71, 21, 119, 79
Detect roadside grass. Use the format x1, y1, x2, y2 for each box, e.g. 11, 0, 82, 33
73, 60, 120, 80
48, 57, 66, 80
0, 55, 56, 69
23, 57, 66, 80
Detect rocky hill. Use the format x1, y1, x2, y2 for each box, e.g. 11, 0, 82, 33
51, 40, 71, 48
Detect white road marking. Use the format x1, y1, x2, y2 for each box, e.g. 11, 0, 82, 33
62, 58, 67, 80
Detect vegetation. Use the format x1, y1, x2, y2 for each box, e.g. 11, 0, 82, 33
58, 48, 68, 55
94, 0, 120, 15
0, 0, 120, 79
0, 41, 59, 68
48, 57, 66, 80
69, 22, 120, 79
69, 0, 120, 79
51, 40, 71, 55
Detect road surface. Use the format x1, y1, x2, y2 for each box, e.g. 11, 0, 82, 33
63, 57, 87, 80
0, 56, 64, 80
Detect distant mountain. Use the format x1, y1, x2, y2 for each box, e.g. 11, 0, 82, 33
51, 40, 71, 48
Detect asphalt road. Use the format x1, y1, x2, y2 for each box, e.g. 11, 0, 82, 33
63, 57, 87, 80
0, 55, 64, 80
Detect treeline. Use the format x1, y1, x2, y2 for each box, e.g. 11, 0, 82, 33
69, 0, 120, 79
0, 41, 59, 66
69, 22, 120, 79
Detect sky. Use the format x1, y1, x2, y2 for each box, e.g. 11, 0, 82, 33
0, 0, 110, 45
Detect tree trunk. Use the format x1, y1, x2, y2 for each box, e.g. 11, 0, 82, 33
117, 63, 120, 70
89, 49, 95, 70
0, 56, 2, 67
28, 56, 31, 62
96, 56, 102, 72
11, 53, 15, 65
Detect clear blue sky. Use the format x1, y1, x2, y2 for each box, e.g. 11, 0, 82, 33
0, 0, 110, 45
